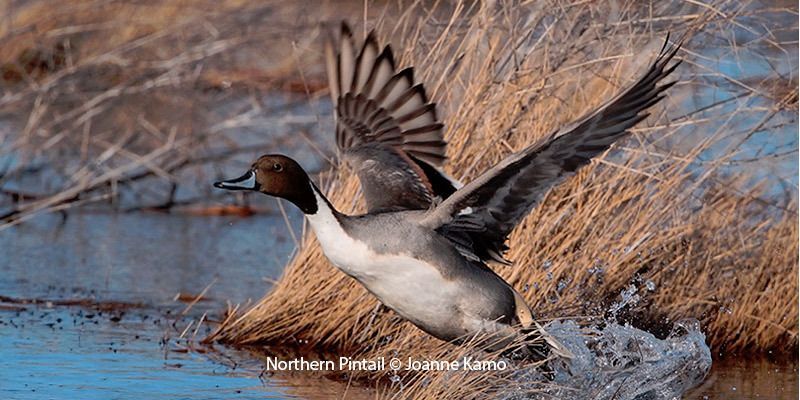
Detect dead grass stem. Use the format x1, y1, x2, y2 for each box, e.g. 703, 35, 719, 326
205, 1, 797, 397
0, 1, 796, 398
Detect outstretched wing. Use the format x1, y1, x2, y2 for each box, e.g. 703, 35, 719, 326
421, 35, 682, 263
325, 22, 457, 212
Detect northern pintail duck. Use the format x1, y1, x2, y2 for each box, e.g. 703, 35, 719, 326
214, 25, 681, 358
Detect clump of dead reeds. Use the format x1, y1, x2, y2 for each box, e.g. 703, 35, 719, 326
207, 0, 797, 397
2, 0, 796, 398
0, 0, 369, 227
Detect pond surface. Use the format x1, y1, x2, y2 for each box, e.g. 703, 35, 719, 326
0, 212, 797, 399
688, 357, 798, 399
0, 212, 309, 399
0, 3, 797, 395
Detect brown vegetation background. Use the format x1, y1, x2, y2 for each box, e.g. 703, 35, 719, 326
1, 0, 797, 398
208, 0, 797, 354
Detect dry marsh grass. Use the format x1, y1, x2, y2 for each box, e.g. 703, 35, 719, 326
205, 1, 797, 397
0, 0, 366, 225
0, 0, 796, 398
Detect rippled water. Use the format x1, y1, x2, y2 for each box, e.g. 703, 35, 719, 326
688, 357, 798, 399
1, 212, 797, 399
0, 212, 303, 399
0, 212, 300, 306
0, 2, 797, 397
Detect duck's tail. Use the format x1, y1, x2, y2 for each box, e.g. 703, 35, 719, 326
510, 289, 574, 361
528, 320, 574, 360
498, 321, 574, 362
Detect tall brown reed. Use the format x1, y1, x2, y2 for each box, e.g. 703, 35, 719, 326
1, 0, 796, 397
0, 0, 367, 226
207, 3, 797, 397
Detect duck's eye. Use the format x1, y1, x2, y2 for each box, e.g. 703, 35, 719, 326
273, 163, 283, 172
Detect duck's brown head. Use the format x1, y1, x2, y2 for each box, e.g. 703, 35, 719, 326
213, 154, 318, 214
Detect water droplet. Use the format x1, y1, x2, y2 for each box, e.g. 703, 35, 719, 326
645, 280, 656, 291
588, 266, 604, 275
608, 284, 640, 319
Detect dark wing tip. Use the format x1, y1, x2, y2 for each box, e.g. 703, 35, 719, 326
364, 30, 378, 49
660, 33, 683, 64
660, 32, 671, 54
340, 21, 353, 38
659, 80, 679, 92
410, 82, 429, 104
380, 45, 396, 70
426, 101, 440, 122
398, 66, 415, 84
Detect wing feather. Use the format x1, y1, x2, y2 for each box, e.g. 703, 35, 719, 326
421, 35, 683, 263
325, 22, 456, 212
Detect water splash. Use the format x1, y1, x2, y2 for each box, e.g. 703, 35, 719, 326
607, 284, 641, 320
502, 279, 711, 399
504, 319, 712, 400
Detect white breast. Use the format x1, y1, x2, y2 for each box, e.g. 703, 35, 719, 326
304, 191, 376, 279
305, 190, 459, 326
